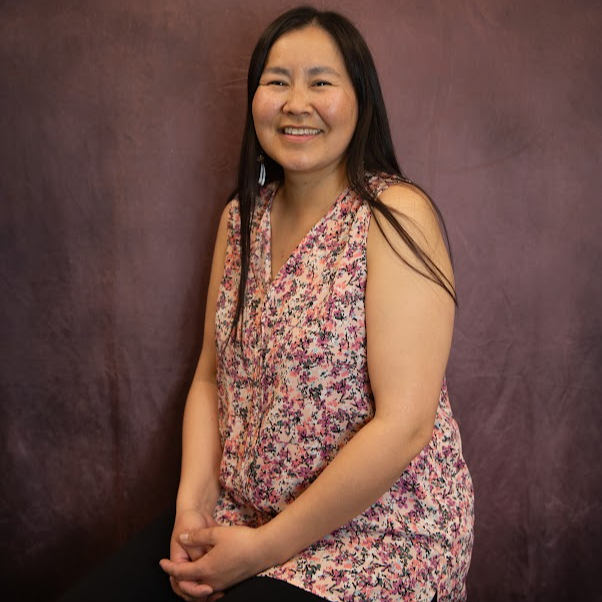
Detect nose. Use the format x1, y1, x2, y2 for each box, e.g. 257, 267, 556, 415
283, 85, 311, 115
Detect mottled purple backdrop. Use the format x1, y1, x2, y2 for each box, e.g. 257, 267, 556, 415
1, 1, 600, 600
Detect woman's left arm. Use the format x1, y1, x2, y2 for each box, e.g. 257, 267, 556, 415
161, 184, 455, 594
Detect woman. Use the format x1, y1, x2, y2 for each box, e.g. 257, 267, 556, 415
160, 6, 473, 602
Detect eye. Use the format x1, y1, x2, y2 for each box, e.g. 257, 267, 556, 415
313, 80, 332, 87
266, 80, 287, 86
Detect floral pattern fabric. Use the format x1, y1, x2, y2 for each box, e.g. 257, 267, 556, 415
213, 173, 474, 602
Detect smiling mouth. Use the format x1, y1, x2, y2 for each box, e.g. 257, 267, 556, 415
281, 127, 322, 136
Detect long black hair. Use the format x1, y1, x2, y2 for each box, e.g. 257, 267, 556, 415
229, 6, 456, 339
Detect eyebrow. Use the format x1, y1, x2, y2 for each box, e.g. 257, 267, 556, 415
262, 66, 341, 77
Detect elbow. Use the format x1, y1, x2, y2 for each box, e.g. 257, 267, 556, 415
388, 425, 435, 482
399, 423, 434, 465
412, 424, 435, 455
372, 415, 435, 471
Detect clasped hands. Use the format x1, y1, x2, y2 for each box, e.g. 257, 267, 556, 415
160, 511, 274, 602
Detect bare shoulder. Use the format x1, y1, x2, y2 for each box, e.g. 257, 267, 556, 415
221, 198, 237, 223
367, 182, 453, 284
375, 183, 444, 250
215, 199, 236, 241
206, 200, 236, 290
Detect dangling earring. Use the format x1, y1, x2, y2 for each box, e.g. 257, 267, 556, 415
257, 154, 266, 187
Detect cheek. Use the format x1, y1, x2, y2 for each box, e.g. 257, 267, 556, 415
251, 96, 263, 128
322, 94, 358, 133
252, 93, 278, 128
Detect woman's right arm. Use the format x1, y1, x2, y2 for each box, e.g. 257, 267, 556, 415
168, 202, 232, 600
176, 201, 232, 515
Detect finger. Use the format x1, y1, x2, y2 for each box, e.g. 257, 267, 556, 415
169, 576, 190, 602
178, 543, 209, 561
171, 575, 213, 602
178, 580, 214, 598
160, 558, 207, 582
208, 592, 225, 601
180, 527, 217, 547
170, 544, 192, 562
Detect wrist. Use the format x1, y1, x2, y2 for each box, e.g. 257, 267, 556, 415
176, 487, 220, 516
255, 518, 298, 569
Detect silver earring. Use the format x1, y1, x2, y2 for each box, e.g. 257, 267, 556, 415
258, 154, 266, 187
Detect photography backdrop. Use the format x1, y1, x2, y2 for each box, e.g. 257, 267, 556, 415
1, 0, 601, 600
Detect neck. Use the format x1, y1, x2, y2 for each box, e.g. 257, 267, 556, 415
277, 163, 349, 218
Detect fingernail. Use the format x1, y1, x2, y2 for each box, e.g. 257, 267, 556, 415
179, 532, 189, 542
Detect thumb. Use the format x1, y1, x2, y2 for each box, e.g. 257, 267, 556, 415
180, 526, 217, 547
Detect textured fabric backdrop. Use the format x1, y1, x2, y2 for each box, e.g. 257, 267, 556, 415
1, 1, 600, 600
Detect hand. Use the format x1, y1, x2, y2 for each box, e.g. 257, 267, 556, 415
160, 525, 272, 597
168, 508, 219, 601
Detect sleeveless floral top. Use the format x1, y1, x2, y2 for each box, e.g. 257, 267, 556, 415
213, 173, 474, 602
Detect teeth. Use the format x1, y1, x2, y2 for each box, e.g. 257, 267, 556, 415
283, 127, 321, 135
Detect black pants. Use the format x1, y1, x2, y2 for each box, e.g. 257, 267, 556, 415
58, 507, 325, 602
58, 507, 436, 602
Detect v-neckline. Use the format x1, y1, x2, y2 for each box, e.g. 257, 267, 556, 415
265, 184, 350, 287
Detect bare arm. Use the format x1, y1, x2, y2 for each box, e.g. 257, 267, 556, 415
166, 203, 232, 601
176, 203, 232, 515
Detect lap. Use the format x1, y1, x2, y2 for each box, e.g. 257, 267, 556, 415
56, 508, 324, 602
58, 506, 179, 602
57, 507, 435, 602
222, 577, 325, 601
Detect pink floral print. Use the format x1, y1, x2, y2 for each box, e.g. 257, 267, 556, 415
213, 173, 474, 602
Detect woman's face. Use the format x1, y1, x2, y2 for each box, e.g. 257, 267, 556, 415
252, 26, 358, 181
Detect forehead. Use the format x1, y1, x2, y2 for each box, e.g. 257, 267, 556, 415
265, 25, 346, 69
